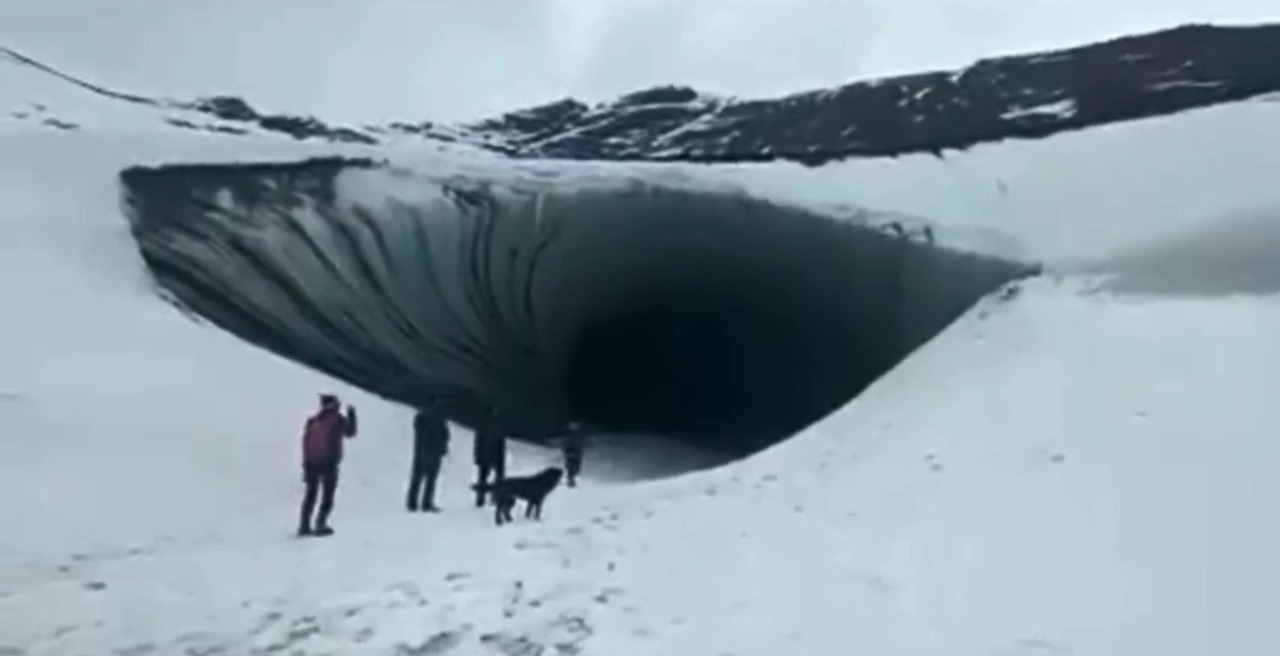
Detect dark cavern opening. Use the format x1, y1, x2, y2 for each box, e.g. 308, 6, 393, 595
561, 278, 875, 456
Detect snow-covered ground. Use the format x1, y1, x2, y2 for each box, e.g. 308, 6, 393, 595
701, 96, 1280, 264
3, 46, 1280, 656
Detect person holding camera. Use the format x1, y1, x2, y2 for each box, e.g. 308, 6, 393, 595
297, 393, 358, 537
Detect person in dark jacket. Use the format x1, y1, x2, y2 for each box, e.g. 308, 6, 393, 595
558, 422, 590, 488
472, 412, 507, 507
298, 394, 358, 537
407, 400, 450, 512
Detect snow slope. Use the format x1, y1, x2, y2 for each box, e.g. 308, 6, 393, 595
0, 132, 575, 579
4, 239, 1279, 655
3, 29, 1280, 656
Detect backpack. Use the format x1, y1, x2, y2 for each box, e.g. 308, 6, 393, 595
302, 412, 341, 464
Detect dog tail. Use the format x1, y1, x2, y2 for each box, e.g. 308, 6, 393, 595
470, 482, 495, 492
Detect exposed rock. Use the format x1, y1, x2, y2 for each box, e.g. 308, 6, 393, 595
6, 23, 1280, 165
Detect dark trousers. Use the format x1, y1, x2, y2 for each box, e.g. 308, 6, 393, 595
474, 459, 506, 506
407, 459, 442, 510
564, 451, 583, 487
300, 461, 340, 530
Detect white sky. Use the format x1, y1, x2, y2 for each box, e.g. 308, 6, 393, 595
1, 0, 1276, 124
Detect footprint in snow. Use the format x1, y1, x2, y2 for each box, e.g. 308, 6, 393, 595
479, 632, 544, 656
111, 644, 155, 656
592, 586, 624, 604
398, 628, 464, 655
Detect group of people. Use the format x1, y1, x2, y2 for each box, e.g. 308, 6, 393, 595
404, 401, 508, 512
296, 393, 589, 537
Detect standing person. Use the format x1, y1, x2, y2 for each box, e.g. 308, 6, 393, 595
472, 412, 507, 507
298, 394, 358, 537
407, 400, 450, 513
559, 422, 590, 488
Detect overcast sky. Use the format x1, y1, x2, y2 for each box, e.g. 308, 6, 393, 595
1, 0, 1276, 124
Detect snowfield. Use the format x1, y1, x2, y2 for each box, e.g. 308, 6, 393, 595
3, 28, 1280, 656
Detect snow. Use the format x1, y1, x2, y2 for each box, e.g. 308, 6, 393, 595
0, 47, 239, 137
1000, 98, 1078, 120
694, 97, 1280, 264
3, 48, 1280, 656
4, 260, 1278, 654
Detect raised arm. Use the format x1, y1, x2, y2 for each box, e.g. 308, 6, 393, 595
344, 406, 358, 438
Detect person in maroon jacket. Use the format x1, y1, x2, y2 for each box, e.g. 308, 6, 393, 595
298, 394, 358, 537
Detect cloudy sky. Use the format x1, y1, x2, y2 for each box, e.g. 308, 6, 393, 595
1, 0, 1275, 124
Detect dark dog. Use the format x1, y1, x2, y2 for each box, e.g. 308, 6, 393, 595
470, 466, 563, 525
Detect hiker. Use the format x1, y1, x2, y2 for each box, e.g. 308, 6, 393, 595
472, 412, 507, 507
559, 422, 590, 488
407, 400, 450, 513
298, 394, 358, 537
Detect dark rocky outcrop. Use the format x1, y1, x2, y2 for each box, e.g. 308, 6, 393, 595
478, 23, 1280, 164
8, 23, 1280, 165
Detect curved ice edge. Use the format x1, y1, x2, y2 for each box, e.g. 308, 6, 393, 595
119, 156, 1041, 450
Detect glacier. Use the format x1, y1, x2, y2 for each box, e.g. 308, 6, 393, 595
41, 21, 1280, 455
1, 12, 1280, 656
120, 157, 1034, 453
